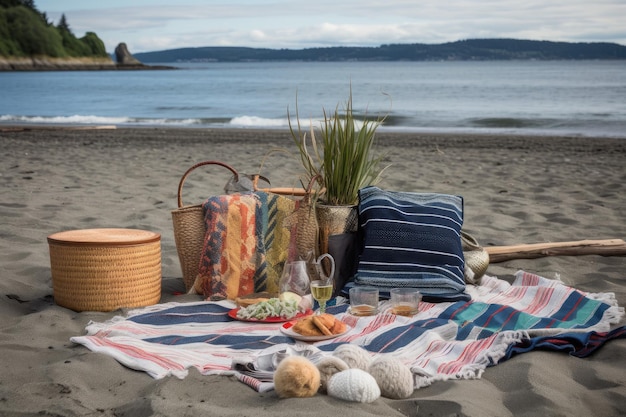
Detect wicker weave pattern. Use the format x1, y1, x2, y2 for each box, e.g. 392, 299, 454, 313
171, 205, 206, 291
171, 161, 240, 291
172, 161, 320, 292
49, 239, 161, 312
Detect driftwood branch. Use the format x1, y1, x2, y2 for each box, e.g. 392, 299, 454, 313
485, 239, 626, 263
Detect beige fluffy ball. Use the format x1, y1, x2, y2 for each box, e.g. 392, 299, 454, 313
273, 356, 321, 398
368, 356, 414, 399
333, 344, 372, 370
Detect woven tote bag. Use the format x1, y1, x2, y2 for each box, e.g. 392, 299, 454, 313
171, 161, 240, 291
173, 161, 320, 293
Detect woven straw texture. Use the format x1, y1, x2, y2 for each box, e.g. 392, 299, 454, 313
48, 229, 161, 312
316, 204, 358, 256
172, 161, 321, 292
461, 231, 490, 285
172, 161, 240, 291
172, 204, 206, 291
283, 175, 321, 263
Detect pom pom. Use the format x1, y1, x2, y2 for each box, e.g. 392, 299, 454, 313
369, 356, 414, 399
273, 356, 320, 398
333, 344, 372, 370
316, 356, 349, 393
327, 369, 380, 403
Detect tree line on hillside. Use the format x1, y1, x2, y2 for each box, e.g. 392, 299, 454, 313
135, 39, 626, 63
0, 0, 107, 58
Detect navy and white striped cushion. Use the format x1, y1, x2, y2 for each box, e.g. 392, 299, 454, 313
354, 186, 469, 302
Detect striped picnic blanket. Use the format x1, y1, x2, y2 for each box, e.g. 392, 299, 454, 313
71, 271, 626, 392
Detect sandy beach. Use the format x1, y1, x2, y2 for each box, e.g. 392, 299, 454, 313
1, 126, 625, 416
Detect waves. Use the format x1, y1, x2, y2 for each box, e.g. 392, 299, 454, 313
0, 114, 133, 125
228, 116, 290, 128
0, 114, 283, 128
2, 113, 626, 138
2, 61, 625, 138
0, 114, 338, 130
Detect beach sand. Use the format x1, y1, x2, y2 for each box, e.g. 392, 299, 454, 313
1, 127, 624, 416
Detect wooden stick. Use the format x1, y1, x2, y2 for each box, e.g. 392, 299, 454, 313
254, 186, 309, 196
485, 239, 626, 263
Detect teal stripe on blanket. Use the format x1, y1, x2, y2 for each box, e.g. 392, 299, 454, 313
442, 292, 613, 334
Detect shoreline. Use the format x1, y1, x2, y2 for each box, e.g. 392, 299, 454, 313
2, 122, 626, 139
2, 122, 625, 140
1, 126, 624, 416
0, 57, 177, 72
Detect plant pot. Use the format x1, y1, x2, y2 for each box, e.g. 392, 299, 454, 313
316, 204, 358, 256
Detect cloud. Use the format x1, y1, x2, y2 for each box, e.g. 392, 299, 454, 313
41, 0, 626, 52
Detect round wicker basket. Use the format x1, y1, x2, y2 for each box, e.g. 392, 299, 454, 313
47, 228, 162, 312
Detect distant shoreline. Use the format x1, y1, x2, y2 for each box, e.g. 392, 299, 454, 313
0, 56, 177, 72
133, 39, 626, 63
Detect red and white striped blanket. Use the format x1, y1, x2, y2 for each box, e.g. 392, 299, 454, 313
71, 271, 626, 392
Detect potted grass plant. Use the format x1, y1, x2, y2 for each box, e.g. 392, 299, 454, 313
288, 91, 388, 254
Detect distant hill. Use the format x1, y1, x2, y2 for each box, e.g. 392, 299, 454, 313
135, 39, 626, 62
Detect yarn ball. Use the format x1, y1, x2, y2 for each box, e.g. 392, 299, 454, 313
368, 357, 414, 399
316, 356, 349, 393
327, 369, 381, 403
333, 344, 372, 370
273, 356, 321, 398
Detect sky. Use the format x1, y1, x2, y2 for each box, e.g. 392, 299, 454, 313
34, 0, 626, 54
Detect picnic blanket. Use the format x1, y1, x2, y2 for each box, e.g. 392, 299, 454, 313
71, 271, 626, 392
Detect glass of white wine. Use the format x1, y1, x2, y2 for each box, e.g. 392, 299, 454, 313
310, 280, 333, 314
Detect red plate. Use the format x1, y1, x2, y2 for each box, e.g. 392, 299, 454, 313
228, 308, 313, 323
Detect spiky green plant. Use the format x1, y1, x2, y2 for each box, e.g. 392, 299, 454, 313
289, 92, 388, 206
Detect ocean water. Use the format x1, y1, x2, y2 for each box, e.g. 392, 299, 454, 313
1, 60, 625, 138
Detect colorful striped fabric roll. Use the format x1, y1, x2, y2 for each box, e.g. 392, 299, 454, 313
196, 191, 295, 300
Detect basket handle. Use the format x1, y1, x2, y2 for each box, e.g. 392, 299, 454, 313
252, 173, 322, 197
177, 161, 239, 208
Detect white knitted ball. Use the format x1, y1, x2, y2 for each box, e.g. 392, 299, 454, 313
333, 344, 372, 370
327, 369, 381, 403
368, 357, 414, 399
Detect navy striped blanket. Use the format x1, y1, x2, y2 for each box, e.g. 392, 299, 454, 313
71, 271, 626, 392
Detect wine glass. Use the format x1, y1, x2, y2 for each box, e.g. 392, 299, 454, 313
310, 279, 333, 314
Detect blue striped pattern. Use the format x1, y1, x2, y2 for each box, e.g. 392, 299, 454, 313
355, 186, 468, 302
71, 273, 626, 387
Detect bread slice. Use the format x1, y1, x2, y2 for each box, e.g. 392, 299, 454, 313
235, 292, 273, 308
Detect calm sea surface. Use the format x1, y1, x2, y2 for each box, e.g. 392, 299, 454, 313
1, 60, 625, 138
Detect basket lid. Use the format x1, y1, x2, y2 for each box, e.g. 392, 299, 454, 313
47, 228, 160, 247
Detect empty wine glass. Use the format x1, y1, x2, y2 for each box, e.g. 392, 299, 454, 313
278, 261, 310, 296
